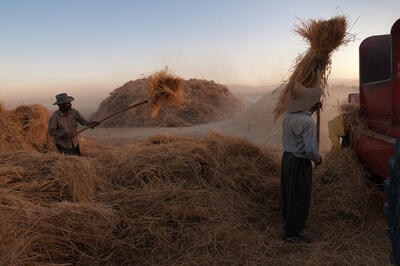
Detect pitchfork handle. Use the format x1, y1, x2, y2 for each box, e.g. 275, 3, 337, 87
315, 109, 321, 169
76, 100, 149, 135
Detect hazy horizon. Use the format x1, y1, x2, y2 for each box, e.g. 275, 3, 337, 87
0, 77, 359, 119
1, 1, 398, 111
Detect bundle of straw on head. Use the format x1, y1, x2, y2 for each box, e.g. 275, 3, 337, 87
273, 15, 354, 120
149, 67, 185, 117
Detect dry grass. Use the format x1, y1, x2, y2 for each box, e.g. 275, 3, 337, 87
149, 67, 185, 118
0, 104, 53, 152
274, 16, 354, 120
314, 148, 374, 223
90, 77, 243, 127
0, 104, 27, 152
0, 152, 102, 202
0, 192, 119, 265
0, 113, 391, 264
340, 103, 370, 145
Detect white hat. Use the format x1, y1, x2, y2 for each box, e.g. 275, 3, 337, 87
286, 81, 322, 112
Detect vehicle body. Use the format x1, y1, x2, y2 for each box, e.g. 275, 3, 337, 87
350, 18, 400, 186
349, 18, 400, 265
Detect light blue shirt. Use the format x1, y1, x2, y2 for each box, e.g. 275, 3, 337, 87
282, 111, 320, 162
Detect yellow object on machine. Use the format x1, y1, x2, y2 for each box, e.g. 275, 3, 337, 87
328, 114, 345, 149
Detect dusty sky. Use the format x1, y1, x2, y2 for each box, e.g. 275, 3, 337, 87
1, 0, 399, 108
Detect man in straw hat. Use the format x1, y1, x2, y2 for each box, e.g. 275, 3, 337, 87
48, 93, 99, 156
281, 81, 322, 243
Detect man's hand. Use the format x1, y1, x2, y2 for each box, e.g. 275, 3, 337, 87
315, 156, 323, 166
90, 121, 100, 129
62, 133, 75, 139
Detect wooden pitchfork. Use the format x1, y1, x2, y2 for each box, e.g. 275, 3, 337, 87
76, 100, 148, 135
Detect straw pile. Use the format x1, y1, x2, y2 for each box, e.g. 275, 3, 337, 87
0, 103, 25, 151
0, 129, 391, 264
273, 16, 354, 120
0, 104, 52, 152
12, 104, 52, 150
94, 132, 283, 264
305, 147, 390, 264
0, 101, 390, 264
0, 193, 119, 265
314, 148, 373, 222
0, 152, 102, 202
341, 103, 370, 145
90, 78, 243, 127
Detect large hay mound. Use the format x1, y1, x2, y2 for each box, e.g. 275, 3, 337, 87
90, 78, 243, 127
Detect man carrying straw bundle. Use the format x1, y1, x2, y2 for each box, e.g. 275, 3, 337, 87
281, 80, 322, 243
48, 93, 99, 156
275, 15, 352, 243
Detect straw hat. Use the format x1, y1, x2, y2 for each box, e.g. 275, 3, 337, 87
286, 81, 322, 113
53, 93, 75, 105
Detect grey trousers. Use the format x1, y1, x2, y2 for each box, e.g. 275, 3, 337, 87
281, 151, 312, 235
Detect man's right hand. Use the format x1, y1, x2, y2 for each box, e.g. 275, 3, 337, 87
62, 133, 75, 139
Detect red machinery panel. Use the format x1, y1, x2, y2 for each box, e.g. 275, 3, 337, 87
355, 136, 394, 179
356, 19, 400, 180
392, 19, 400, 125
361, 80, 392, 125
359, 34, 392, 126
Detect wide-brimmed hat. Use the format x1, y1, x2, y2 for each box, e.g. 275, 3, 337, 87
53, 93, 74, 105
286, 81, 322, 113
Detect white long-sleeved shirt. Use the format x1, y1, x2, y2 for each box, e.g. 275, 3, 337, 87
282, 110, 320, 162
48, 108, 93, 149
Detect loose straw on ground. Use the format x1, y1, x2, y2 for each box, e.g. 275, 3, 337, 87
273, 15, 354, 121
0, 129, 390, 264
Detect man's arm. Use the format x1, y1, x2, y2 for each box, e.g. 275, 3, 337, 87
75, 110, 99, 127
302, 120, 322, 164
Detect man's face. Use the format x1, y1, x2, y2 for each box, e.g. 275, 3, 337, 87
59, 102, 72, 112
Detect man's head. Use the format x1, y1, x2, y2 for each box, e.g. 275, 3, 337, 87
53, 93, 74, 111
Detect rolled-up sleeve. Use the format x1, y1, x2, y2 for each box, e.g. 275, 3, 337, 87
302, 121, 320, 162
75, 110, 93, 126
48, 113, 64, 138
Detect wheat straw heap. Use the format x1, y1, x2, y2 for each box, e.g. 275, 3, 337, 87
273, 15, 354, 120
90, 74, 242, 127
0, 104, 52, 152
149, 68, 185, 117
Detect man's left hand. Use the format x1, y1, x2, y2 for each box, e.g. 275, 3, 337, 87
90, 121, 100, 129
